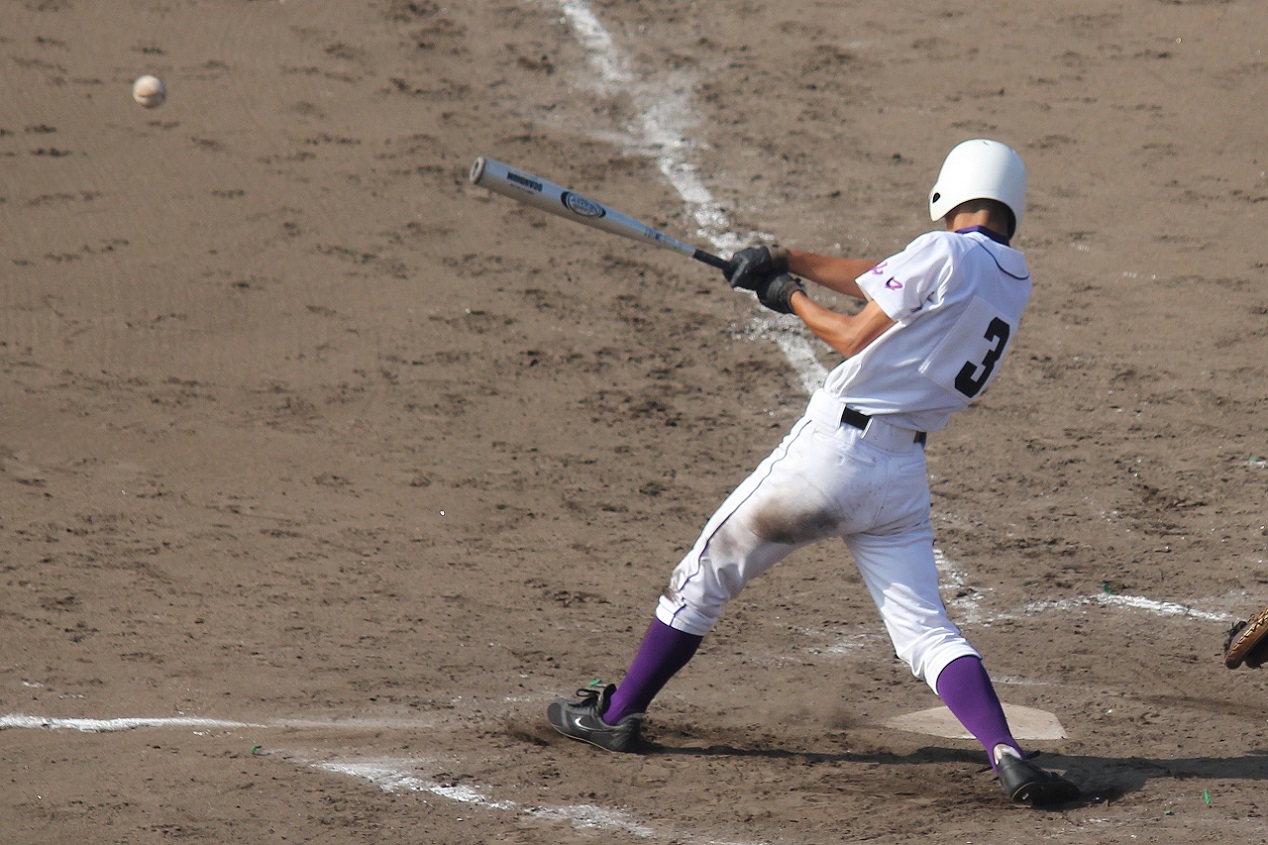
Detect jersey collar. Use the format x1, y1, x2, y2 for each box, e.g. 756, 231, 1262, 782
955, 225, 1010, 246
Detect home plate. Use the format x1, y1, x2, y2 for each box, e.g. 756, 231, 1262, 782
883, 704, 1067, 740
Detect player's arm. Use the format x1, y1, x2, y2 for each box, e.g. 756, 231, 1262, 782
785, 249, 877, 301
726, 246, 876, 301
788, 293, 894, 358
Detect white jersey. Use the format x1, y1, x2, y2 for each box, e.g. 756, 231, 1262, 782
822, 228, 1031, 433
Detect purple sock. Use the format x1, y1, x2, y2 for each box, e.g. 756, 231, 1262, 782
604, 619, 703, 724
935, 655, 1023, 771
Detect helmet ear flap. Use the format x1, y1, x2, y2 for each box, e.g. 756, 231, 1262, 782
929, 140, 1027, 234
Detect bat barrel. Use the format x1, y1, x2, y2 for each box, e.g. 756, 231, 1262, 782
470, 156, 704, 260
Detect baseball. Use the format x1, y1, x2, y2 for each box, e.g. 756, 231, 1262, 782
132, 75, 166, 108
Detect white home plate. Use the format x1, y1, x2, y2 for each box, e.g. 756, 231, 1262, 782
883, 704, 1067, 740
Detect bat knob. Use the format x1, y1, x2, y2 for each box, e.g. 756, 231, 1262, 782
469, 157, 486, 184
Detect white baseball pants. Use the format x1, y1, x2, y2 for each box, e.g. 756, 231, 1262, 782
655, 389, 980, 691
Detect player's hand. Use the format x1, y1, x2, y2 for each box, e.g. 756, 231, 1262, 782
725, 246, 789, 290
755, 273, 806, 314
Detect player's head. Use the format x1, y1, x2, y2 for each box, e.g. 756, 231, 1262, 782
929, 139, 1027, 237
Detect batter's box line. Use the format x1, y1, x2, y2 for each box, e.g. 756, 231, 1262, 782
307, 755, 765, 845
1017, 593, 1233, 624
0, 714, 267, 733
932, 545, 1234, 627
0, 713, 453, 735
0, 714, 766, 845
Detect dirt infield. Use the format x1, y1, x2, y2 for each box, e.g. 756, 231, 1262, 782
2, 1, 1267, 843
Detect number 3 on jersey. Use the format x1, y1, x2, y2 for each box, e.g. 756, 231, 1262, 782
918, 297, 1016, 403
954, 317, 1010, 398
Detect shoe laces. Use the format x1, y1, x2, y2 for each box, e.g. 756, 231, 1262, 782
574, 680, 607, 705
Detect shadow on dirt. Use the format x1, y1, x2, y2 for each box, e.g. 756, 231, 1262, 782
642, 739, 1268, 808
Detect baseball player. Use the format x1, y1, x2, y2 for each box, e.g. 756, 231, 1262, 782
548, 139, 1080, 807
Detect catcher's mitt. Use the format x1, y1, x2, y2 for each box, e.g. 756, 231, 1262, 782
1224, 604, 1268, 669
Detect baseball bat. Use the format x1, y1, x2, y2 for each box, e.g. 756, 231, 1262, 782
469, 156, 732, 272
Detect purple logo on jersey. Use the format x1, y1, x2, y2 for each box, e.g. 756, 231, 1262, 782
885, 277, 903, 290
870, 261, 889, 275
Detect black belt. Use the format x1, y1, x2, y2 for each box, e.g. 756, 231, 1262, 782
842, 407, 927, 446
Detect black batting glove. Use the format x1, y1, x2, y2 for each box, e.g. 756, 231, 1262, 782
724, 245, 789, 290
755, 273, 806, 315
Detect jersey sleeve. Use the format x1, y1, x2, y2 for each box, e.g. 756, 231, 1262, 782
855, 232, 951, 323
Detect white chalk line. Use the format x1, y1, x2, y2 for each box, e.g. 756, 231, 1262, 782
1025, 593, 1232, 624
0, 713, 457, 734
0, 714, 266, 733
553, 0, 746, 255
312, 757, 750, 844
315, 759, 670, 840
552, 0, 828, 399
315, 756, 757, 844
0, 714, 672, 839
315, 760, 517, 811
932, 554, 1233, 626
0, 713, 753, 844
799, 592, 1231, 659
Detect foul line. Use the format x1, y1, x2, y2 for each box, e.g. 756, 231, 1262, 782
0, 713, 469, 733
0, 714, 265, 733
552, 0, 827, 396
0, 712, 756, 845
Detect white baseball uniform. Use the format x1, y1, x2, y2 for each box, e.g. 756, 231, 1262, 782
655, 227, 1031, 691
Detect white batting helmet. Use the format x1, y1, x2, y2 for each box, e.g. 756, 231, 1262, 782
928, 139, 1027, 235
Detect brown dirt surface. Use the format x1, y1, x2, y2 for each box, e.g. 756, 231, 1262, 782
2, 1, 1267, 843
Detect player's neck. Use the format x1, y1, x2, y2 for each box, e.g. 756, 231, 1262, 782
946, 209, 1011, 245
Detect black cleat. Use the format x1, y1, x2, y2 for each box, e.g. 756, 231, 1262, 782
997, 754, 1081, 807
546, 683, 643, 753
